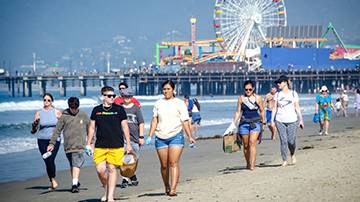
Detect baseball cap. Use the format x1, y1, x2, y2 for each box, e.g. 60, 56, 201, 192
275, 75, 289, 84
120, 89, 134, 97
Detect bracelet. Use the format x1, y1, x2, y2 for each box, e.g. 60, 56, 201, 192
139, 136, 144, 139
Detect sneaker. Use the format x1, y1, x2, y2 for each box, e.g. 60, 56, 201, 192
281, 161, 287, 167
119, 178, 128, 189
318, 130, 323, 135
291, 155, 297, 165
324, 132, 328, 136
130, 175, 139, 186
71, 184, 79, 193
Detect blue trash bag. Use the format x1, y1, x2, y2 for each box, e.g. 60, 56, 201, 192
312, 113, 320, 123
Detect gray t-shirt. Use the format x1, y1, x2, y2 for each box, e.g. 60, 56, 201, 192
123, 104, 144, 144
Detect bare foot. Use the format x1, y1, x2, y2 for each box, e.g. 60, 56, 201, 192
51, 178, 58, 189
100, 196, 107, 202
168, 190, 177, 197
101, 185, 107, 202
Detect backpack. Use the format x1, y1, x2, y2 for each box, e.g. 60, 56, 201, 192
188, 99, 194, 111
193, 98, 200, 111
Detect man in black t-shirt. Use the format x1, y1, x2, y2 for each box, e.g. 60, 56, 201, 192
86, 86, 132, 202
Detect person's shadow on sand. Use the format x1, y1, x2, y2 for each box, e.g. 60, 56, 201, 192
79, 197, 129, 202
25, 186, 88, 195
219, 163, 283, 174
137, 192, 168, 198
219, 166, 248, 174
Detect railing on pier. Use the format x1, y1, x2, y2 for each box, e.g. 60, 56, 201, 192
1, 69, 359, 97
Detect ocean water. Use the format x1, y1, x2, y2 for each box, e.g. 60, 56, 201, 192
0, 88, 355, 183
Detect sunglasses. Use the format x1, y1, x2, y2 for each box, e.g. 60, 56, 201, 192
245, 88, 253, 92
103, 94, 116, 98
43, 99, 52, 102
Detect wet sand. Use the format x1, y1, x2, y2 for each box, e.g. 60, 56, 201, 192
0, 115, 359, 202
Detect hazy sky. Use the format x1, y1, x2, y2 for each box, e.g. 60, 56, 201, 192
0, 0, 359, 70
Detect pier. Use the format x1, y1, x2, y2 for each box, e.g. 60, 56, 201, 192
1, 69, 359, 97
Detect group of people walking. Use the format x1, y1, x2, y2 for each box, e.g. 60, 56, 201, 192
31, 74, 357, 200
31, 80, 196, 201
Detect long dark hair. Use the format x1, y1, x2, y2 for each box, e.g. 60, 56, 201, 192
162, 80, 175, 89
243, 80, 255, 96
43, 92, 55, 108
162, 80, 176, 97
43, 92, 54, 102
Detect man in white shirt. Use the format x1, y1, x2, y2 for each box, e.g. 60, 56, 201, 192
340, 90, 349, 117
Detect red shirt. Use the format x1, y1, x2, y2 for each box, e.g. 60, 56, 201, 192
114, 96, 141, 108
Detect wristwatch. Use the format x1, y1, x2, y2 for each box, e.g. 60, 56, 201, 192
139, 136, 144, 139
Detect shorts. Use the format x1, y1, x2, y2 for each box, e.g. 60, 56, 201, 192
93, 147, 124, 166
266, 110, 273, 123
238, 123, 261, 135
192, 112, 201, 124
66, 151, 85, 168
155, 131, 184, 150
124, 141, 140, 157
319, 109, 331, 121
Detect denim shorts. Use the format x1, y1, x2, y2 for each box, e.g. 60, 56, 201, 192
266, 110, 272, 123
192, 112, 201, 124
238, 123, 261, 135
155, 132, 185, 150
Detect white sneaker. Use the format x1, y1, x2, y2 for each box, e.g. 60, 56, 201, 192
291, 155, 296, 164
281, 161, 287, 167
318, 130, 323, 135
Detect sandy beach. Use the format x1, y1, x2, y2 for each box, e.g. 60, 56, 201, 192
0, 114, 359, 202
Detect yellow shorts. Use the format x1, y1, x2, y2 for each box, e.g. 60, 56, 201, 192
93, 148, 124, 166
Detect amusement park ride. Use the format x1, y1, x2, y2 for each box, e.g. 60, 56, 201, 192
156, 0, 360, 71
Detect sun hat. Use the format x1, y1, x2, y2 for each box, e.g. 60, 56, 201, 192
320, 85, 328, 92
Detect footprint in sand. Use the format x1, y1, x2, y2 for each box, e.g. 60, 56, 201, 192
299, 145, 314, 150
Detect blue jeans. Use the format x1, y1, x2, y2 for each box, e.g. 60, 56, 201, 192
155, 132, 185, 150
37, 139, 60, 181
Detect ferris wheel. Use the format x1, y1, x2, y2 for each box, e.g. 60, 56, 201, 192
214, 0, 287, 61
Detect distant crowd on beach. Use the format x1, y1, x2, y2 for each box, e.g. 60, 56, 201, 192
29, 75, 360, 201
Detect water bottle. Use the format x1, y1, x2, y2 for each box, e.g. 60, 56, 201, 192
123, 154, 135, 164
42, 151, 52, 159
85, 145, 93, 156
